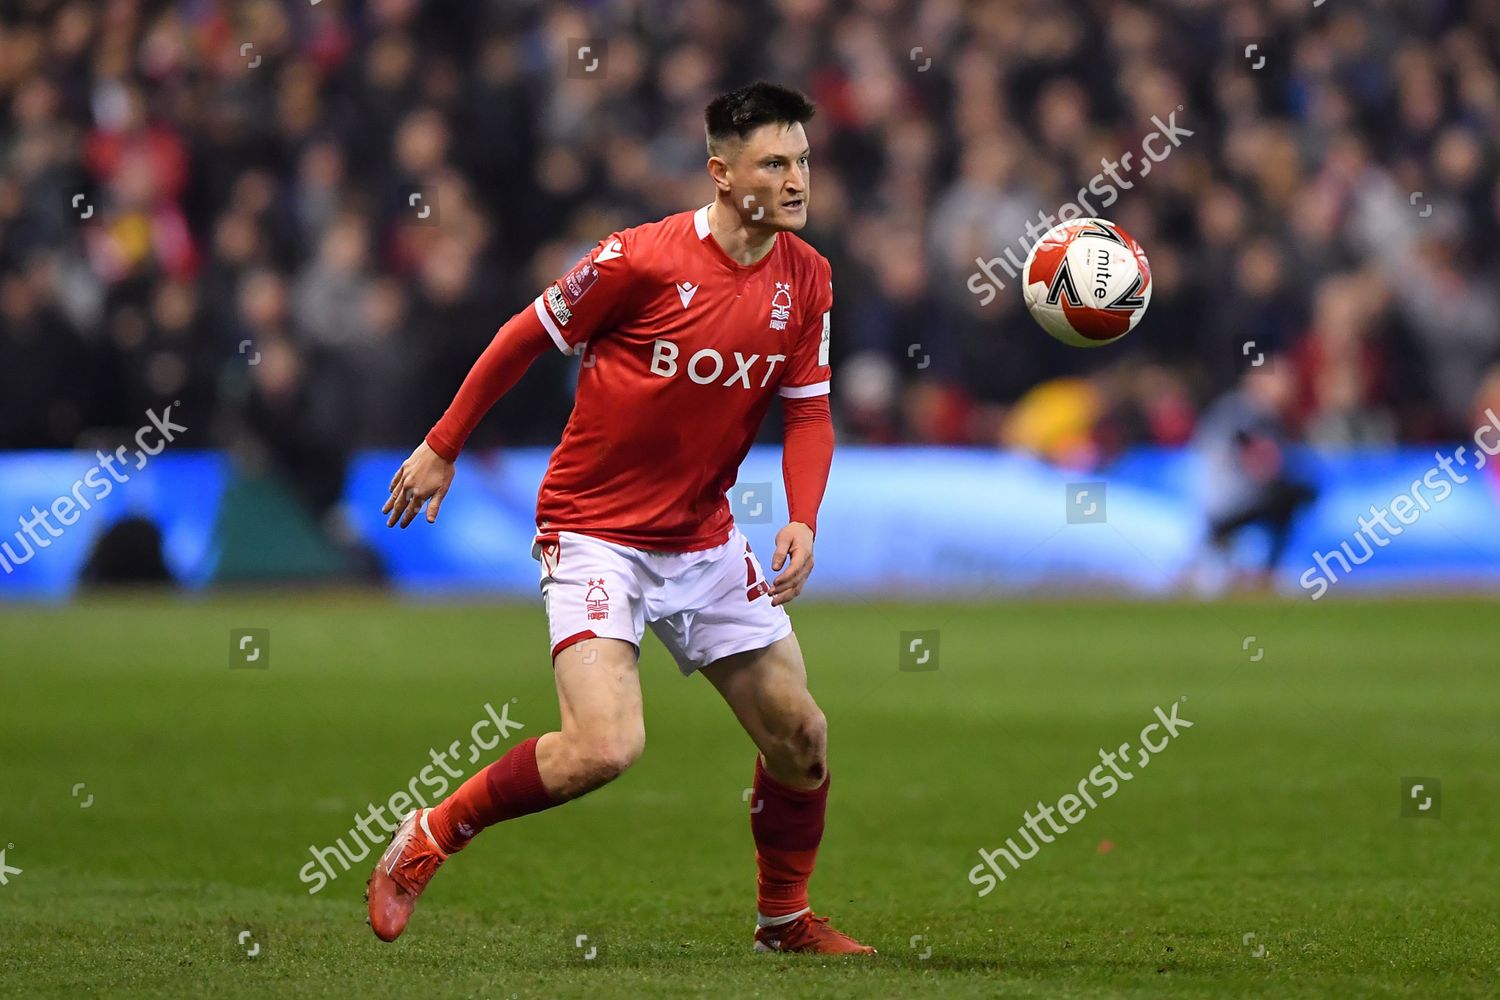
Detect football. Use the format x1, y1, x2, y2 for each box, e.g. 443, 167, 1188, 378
1021, 218, 1151, 347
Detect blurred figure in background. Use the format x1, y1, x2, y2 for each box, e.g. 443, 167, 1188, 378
1194, 356, 1317, 593
1294, 273, 1397, 448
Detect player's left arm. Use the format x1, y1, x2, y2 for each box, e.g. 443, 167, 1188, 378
771, 262, 834, 606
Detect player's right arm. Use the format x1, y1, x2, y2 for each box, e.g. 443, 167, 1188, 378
384, 233, 637, 528
384, 308, 553, 528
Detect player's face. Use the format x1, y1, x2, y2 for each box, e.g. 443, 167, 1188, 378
730, 122, 810, 231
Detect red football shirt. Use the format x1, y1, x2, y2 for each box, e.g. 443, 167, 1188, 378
531, 206, 833, 551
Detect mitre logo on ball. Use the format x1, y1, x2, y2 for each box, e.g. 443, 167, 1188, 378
1022, 218, 1151, 347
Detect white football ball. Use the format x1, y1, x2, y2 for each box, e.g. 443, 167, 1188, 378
1021, 218, 1151, 347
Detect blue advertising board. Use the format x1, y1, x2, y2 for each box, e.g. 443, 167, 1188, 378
1, 447, 1497, 599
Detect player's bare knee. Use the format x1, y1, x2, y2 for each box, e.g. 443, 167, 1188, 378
769, 705, 826, 781
574, 728, 644, 788
797, 708, 829, 778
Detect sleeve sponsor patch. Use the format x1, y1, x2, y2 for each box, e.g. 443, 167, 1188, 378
545, 284, 573, 326
561, 255, 601, 305
818, 311, 831, 367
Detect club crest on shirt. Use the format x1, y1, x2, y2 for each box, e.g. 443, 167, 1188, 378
585, 578, 610, 620
769, 282, 792, 331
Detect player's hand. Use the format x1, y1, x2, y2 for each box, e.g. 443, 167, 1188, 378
383, 441, 455, 528
769, 521, 815, 606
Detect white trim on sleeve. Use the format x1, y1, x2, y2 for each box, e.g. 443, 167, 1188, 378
778, 380, 830, 399
533, 295, 574, 355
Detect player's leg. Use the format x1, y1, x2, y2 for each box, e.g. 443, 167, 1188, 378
648, 530, 870, 952
699, 637, 873, 955
703, 631, 826, 789
369, 531, 648, 942
367, 637, 643, 941
1260, 479, 1318, 576
431, 531, 651, 838
538, 637, 648, 796
701, 632, 826, 911
428, 636, 644, 848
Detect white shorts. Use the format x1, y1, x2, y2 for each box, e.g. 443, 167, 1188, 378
531, 529, 792, 675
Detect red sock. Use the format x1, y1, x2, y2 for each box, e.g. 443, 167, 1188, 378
751, 756, 828, 917
428, 736, 558, 854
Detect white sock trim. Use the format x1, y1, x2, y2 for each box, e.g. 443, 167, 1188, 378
417, 808, 448, 858
757, 907, 810, 929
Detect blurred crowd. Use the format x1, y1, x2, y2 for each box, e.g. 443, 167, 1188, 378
3, 0, 1500, 510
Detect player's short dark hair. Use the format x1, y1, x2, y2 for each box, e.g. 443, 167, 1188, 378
704, 82, 816, 157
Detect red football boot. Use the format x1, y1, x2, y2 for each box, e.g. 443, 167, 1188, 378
365, 809, 447, 942
753, 912, 877, 954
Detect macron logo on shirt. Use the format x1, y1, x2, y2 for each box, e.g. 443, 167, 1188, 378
595, 239, 623, 263
676, 281, 698, 309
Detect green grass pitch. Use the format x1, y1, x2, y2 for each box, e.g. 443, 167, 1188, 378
1, 594, 1497, 998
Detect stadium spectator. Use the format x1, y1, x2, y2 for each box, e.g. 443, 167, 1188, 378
0, 0, 1495, 480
